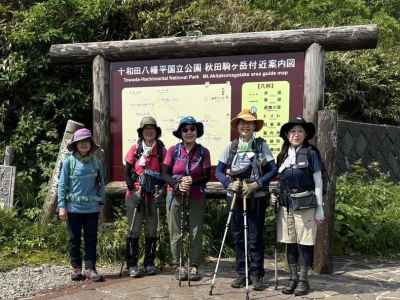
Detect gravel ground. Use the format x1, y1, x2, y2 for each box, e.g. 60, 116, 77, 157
0, 264, 120, 300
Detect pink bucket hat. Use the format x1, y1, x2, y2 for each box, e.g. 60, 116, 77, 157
67, 128, 99, 152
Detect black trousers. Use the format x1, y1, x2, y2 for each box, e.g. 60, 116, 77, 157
230, 195, 267, 277
67, 212, 99, 270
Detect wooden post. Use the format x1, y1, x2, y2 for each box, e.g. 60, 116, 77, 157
92, 55, 111, 221
41, 120, 84, 223
303, 43, 325, 124
1, 146, 16, 208
3, 146, 15, 166
313, 110, 338, 274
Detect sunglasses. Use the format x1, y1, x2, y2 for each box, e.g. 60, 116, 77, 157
182, 126, 196, 133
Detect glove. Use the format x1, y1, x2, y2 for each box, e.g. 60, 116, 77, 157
126, 190, 141, 208
270, 193, 279, 207
153, 188, 164, 207
178, 181, 191, 193
315, 205, 325, 222
242, 181, 259, 198
227, 180, 241, 193
125, 190, 134, 200
182, 176, 193, 186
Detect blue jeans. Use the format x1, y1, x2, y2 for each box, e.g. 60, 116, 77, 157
67, 212, 99, 270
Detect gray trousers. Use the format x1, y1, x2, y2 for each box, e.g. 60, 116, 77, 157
126, 192, 158, 238
166, 191, 205, 266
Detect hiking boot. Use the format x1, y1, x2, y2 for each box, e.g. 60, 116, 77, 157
294, 265, 310, 296
188, 265, 202, 281
71, 267, 84, 281
144, 265, 159, 276
129, 265, 143, 278
84, 269, 104, 282
251, 275, 266, 291
175, 266, 188, 281
282, 264, 298, 294
231, 275, 252, 288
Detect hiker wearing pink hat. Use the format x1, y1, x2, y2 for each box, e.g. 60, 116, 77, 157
58, 128, 105, 283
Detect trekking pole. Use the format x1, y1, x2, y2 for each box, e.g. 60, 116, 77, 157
178, 191, 185, 287
209, 190, 238, 295
186, 191, 191, 287
243, 189, 250, 300
274, 201, 279, 290
269, 180, 280, 290
154, 185, 161, 269
119, 206, 138, 277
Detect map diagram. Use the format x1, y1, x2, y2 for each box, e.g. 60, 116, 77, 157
122, 82, 231, 165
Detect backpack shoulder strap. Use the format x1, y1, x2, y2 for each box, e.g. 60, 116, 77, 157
253, 137, 265, 154
227, 139, 239, 166
135, 140, 144, 160
171, 143, 181, 165
67, 154, 76, 177
156, 139, 165, 166
196, 143, 204, 157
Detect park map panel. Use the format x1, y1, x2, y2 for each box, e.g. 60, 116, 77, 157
110, 53, 304, 180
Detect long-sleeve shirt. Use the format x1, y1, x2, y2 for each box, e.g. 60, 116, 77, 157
162, 143, 211, 200
57, 153, 105, 213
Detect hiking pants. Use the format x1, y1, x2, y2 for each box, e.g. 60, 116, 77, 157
126, 191, 158, 238
67, 212, 99, 270
230, 195, 267, 277
167, 191, 205, 266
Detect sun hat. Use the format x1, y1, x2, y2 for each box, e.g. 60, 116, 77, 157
172, 116, 204, 139
231, 108, 264, 132
137, 116, 162, 139
279, 116, 316, 141
67, 128, 99, 152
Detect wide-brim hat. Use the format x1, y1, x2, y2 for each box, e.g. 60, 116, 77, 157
67, 128, 99, 152
231, 108, 264, 132
173, 116, 204, 139
279, 117, 316, 141
137, 116, 162, 139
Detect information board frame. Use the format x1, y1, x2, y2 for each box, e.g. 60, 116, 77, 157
110, 53, 304, 181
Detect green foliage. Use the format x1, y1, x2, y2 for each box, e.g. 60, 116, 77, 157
0, 207, 68, 270
251, 0, 400, 124
334, 161, 400, 257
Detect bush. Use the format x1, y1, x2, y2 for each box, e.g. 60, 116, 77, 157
334, 161, 400, 257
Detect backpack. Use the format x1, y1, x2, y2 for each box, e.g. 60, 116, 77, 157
227, 137, 265, 166
296, 145, 329, 195
226, 137, 269, 181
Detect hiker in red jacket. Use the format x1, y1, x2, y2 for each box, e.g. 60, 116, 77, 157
124, 116, 166, 278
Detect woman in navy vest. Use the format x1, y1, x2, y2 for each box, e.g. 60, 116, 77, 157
274, 117, 325, 296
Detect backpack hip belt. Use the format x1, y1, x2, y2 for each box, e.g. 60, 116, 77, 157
281, 189, 317, 210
